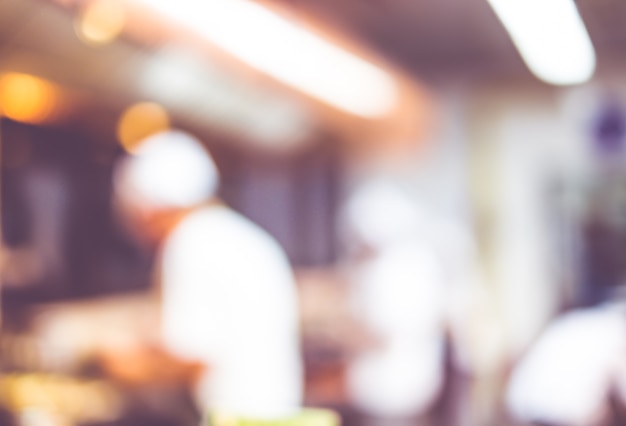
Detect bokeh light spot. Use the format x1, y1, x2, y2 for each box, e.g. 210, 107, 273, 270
76, 0, 126, 46
0, 73, 59, 124
117, 102, 170, 153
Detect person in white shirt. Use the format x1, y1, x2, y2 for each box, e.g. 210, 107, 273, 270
112, 130, 302, 419
342, 179, 449, 423
506, 301, 626, 426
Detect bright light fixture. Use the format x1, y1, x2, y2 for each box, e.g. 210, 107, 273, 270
137, 0, 398, 118
487, 0, 596, 86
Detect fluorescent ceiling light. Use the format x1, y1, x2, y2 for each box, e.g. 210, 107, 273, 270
487, 0, 596, 86
140, 49, 313, 146
137, 0, 398, 118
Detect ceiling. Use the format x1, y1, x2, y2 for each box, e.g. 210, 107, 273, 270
2, 0, 626, 96
268, 0, 626, 85
271, 0, 523, 82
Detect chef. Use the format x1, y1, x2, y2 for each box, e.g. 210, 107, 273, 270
112, 130, 303, 420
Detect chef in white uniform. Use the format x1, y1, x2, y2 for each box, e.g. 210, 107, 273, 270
113, 130, 302, 419
342, 179, 449, 423
506, 301, 626, 426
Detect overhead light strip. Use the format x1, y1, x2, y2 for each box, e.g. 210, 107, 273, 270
487, 0, 596, 85
138, 0, 399, 118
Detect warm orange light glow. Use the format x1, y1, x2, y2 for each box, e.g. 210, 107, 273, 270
76, 0, 126, 46
0, 73, 59, 124
117, 102, 170, 153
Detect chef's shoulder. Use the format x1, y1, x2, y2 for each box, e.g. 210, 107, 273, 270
168, 205, 286, 259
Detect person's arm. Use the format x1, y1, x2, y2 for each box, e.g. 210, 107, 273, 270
97, 342, 206, 388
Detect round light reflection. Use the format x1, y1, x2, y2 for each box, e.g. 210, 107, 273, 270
76, 0, 126, 46
117, 102, 170, 153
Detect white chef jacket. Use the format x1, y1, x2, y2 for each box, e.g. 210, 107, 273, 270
159, 205, 302, 418
347, 241, 447, 418
506, 302, 626, 426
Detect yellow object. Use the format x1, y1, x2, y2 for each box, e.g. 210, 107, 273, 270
209, 408, 340, 426
0, 373, 122, 424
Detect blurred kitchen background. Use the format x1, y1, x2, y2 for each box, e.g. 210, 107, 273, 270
3, 0, 626, 425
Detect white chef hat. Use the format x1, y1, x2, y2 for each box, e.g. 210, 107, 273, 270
114, 130, 219, 210
344, 178, 423, 248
